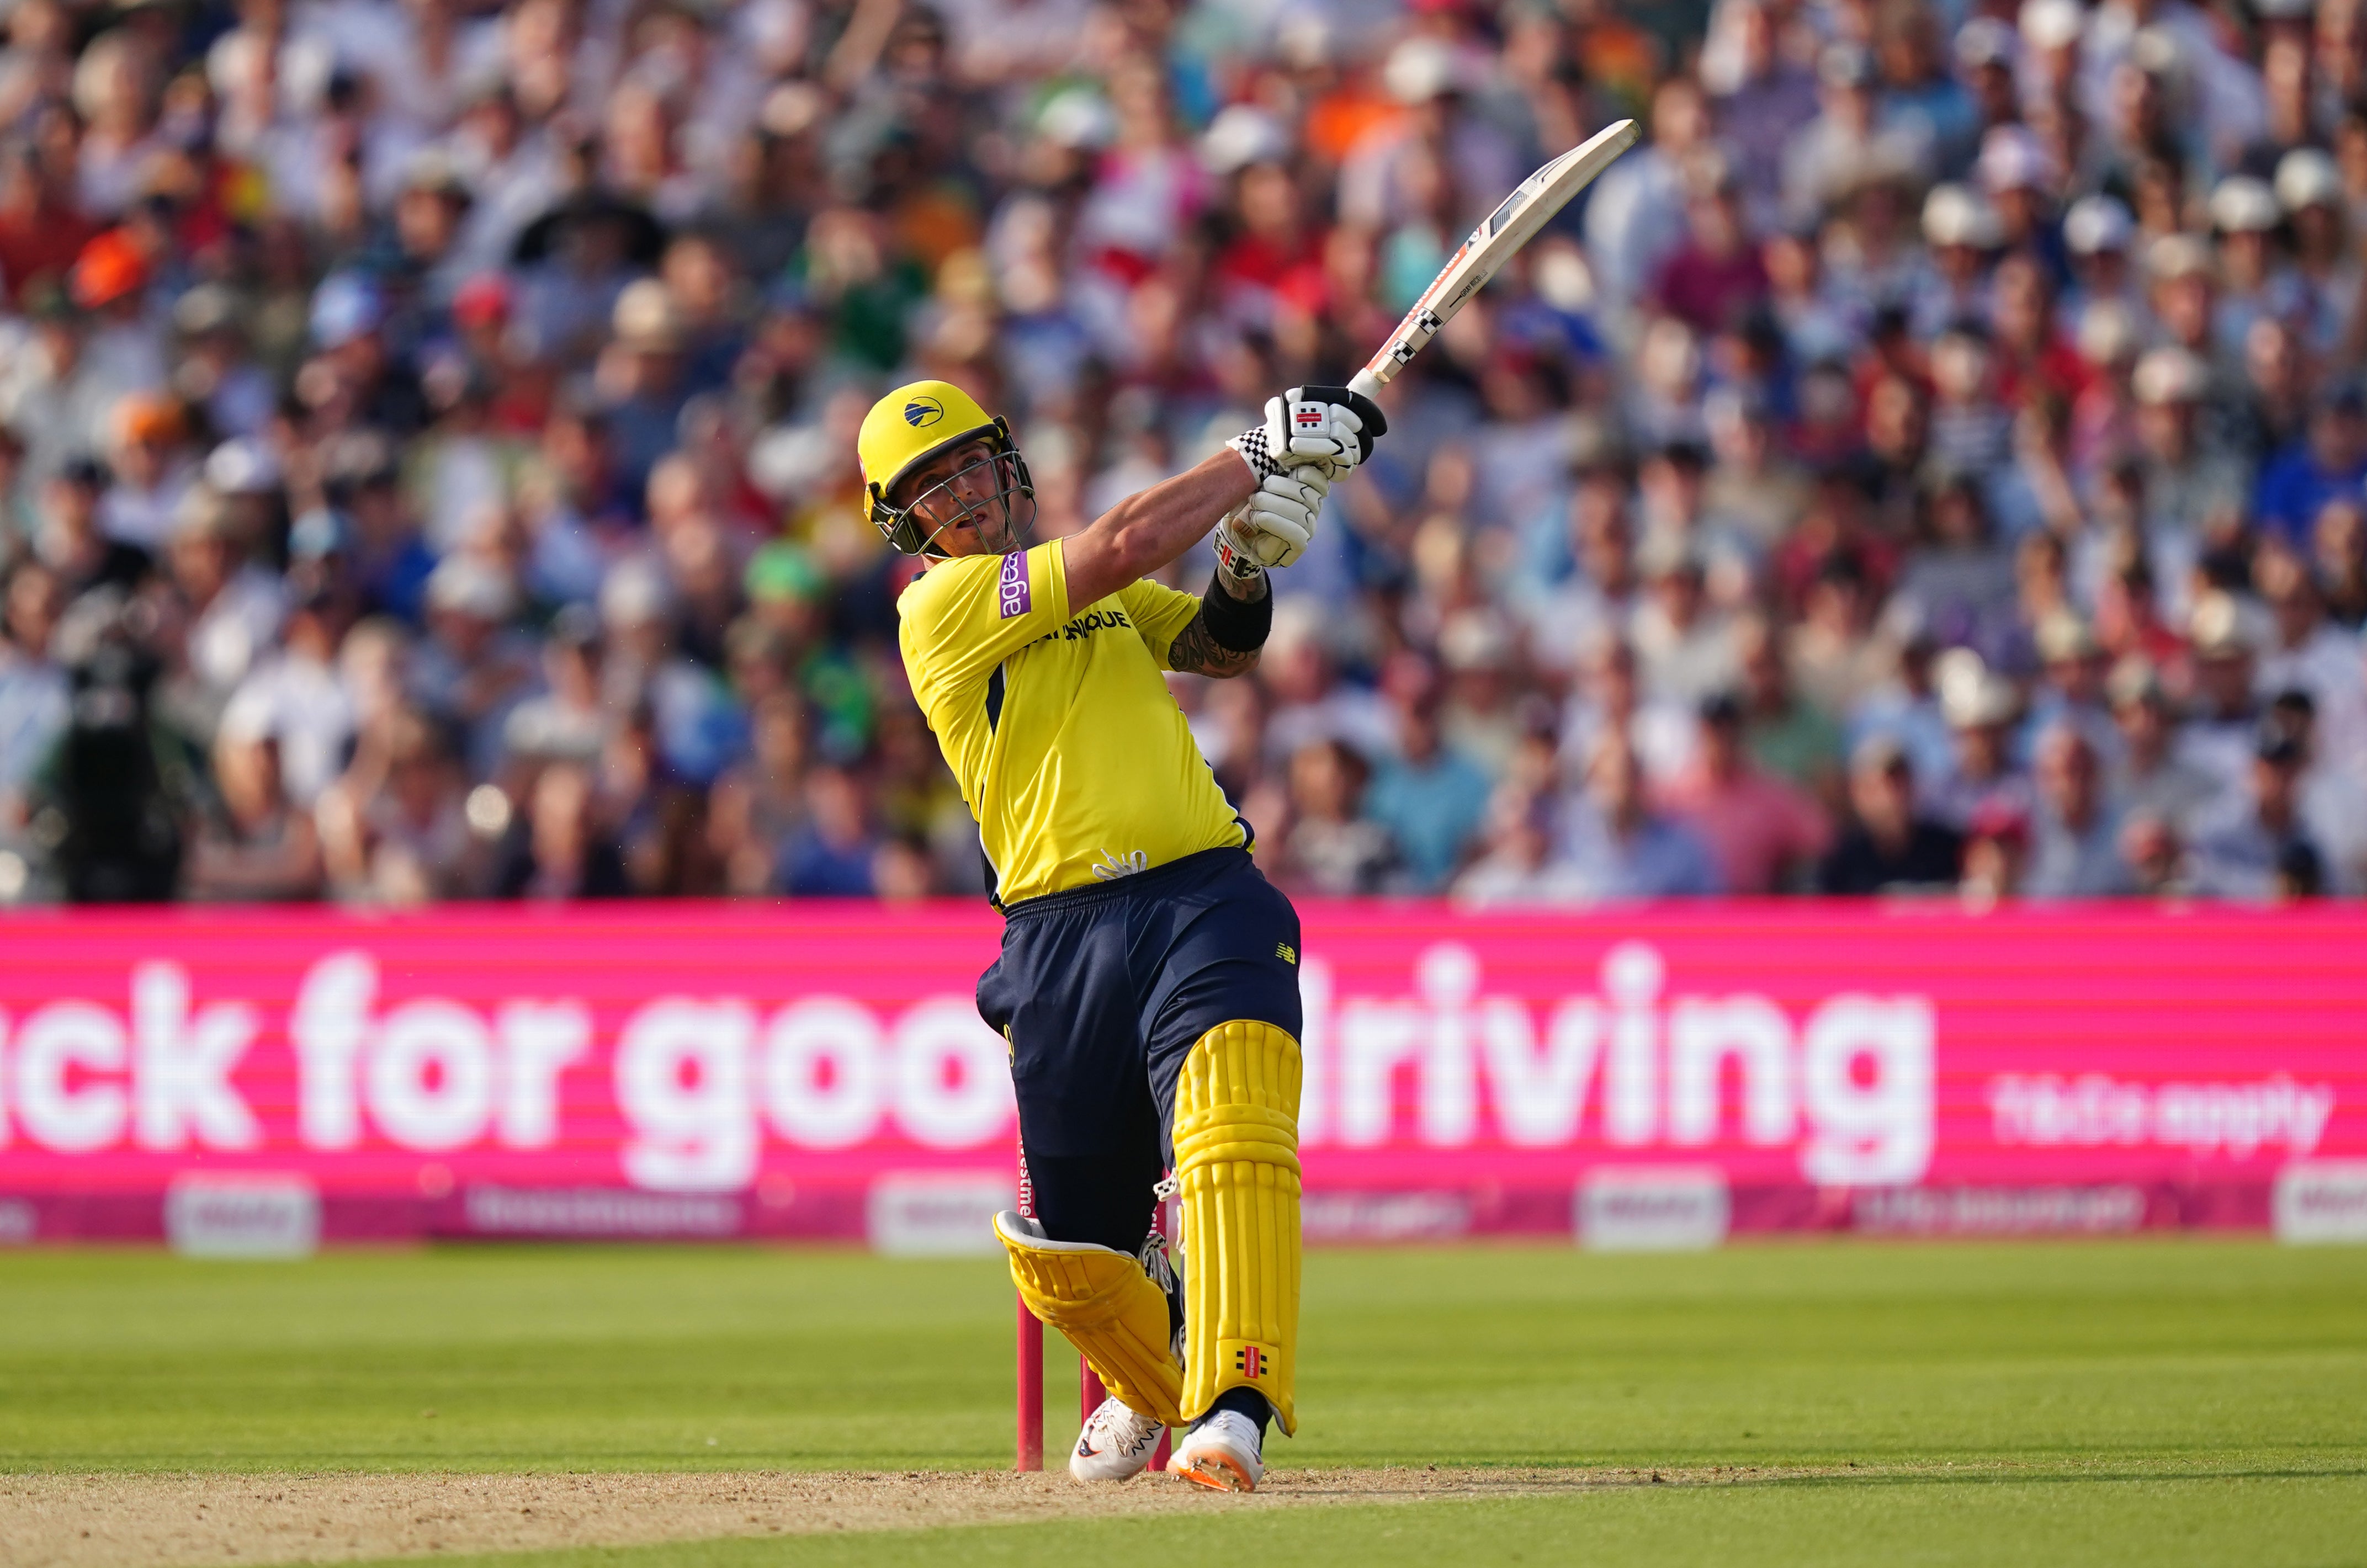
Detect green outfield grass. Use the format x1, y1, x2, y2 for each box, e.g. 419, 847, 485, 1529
1, 1237, 2363, 1564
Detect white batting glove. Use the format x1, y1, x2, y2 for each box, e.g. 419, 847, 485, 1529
1214, 467, 1329, 579
1224, 386, 1387, 485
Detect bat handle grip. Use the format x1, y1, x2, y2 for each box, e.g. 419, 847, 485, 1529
1347, 369, 1385, 401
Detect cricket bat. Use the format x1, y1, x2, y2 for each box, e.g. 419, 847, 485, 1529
1346, 118, 1641, 402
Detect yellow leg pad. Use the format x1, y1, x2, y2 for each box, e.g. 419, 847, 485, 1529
1174, 1019, 1303, 1436
994, 1212, 1184, 1427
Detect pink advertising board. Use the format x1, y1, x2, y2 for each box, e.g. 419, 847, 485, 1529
0, 902, 2361, 1248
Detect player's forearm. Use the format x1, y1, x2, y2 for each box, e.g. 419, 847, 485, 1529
1064, 451, 1257, 608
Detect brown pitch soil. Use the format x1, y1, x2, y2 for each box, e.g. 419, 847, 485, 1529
0, 1464, 1839, 1568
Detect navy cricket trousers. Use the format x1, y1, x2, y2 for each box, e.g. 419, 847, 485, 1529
975, 847, 1303, 1255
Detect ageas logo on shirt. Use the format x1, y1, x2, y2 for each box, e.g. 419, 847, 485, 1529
997, 549, 1031, 619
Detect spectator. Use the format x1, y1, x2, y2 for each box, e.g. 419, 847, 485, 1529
1710, 0, 1819, 228
2129, 344, 2249, 541
2176, 593, 2267, 791
1260, 600, 1397, 768
709, 692, 813, 896
496, 761, 630, 901
775, 766, 878, 897
414, 555, 536, 775
2254, 548, 2367, 766
0, 559, 68, 817
2315, 498, 2367, 630
1520, 452, 1641, 678
2106, 658, 2221, 836
1929, 652, 2031, 830
223, 583, 355, 809
2024, 724, 2134, 897
2269, 690, 2367, 896
164, 486, 284, 722
182, 713, 323, 903
1557, 736, 1723, 900
316, 709, 479, 906
1648, 153, 1768, 335
2189, 727, 2327, 900
2120, 811, 2193, 898
1454, 785, 1580, 905
1817, 735, 1965, 894
1560, 629, 1696, 782
1280, 738, 1400, 896
1959, 797, 2031, 905
1365, 682, 1492, 895
1736, 615, 1843, 801
872, 833, 938, 905
1659, 693, 1831, 893
1632, 541, 1739, 706
504, 608, 611, 770
95, 393, 194, 552
2255, 384, 2367, 544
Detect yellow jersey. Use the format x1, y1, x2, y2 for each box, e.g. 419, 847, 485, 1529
897, 539, 1249, 905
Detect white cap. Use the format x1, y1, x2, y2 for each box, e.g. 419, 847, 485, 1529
1439, 610, 1512, 671
2275, 146, 2342, 211
611, 279, 681, 350
1977, 126, 2055, 194
2063, 194, 2134, 255
426, 555, 518, 621
204, 436, 282, 495
601, 556, 675, 629
2021, 0, 2084, 49
2189, 591, 2254, 656
2075, 299, 2140, 365
2209, 174, 2283, 232
1935, 648, 2018, 729
2132, 346, 2209, 405
1201, 104, 1288, 174
1955, 16, 2018, 70
1038, 87, 1115, 151
1384, 38, 1459, 104
2206, 175, 2281, 233
2146, 231, 2214, 280
2130, 26, 2189, 85
1923, 183, 2002, 247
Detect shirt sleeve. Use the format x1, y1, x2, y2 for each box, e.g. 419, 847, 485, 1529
1117, 577, 1206, 671
898, 540, 1071, 706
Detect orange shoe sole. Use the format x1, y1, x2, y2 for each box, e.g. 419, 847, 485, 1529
1170, 1451, 1257, 1492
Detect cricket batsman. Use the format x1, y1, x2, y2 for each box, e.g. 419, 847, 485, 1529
861, 378, 1382, 1490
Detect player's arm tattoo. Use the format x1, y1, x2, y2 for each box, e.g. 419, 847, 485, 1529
1169, 571, 1268, 678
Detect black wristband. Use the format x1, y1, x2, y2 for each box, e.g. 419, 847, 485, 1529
1200, 567, 1273, 653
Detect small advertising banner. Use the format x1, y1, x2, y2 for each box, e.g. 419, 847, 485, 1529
0, 902, 2358, 1248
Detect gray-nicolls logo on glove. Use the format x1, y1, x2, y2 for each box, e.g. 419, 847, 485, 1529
1219, 386, 1387, 577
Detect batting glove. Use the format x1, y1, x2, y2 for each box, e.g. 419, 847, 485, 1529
1214, 467, 1329, 579
1225, 385, 1389, 484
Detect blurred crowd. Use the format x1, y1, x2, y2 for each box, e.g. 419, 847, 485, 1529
3, 0, 2365, 908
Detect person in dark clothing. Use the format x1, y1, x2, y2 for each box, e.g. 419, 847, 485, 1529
495, 761, 630, 900
33, 589, 194, 901
1816, 732, 1964, 893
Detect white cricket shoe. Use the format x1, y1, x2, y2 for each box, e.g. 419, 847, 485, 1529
1069, 1395, 1167, 1482
1167, 1408, 1264, 1492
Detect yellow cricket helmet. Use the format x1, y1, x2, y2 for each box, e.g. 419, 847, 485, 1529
857, 379, 1033, 557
